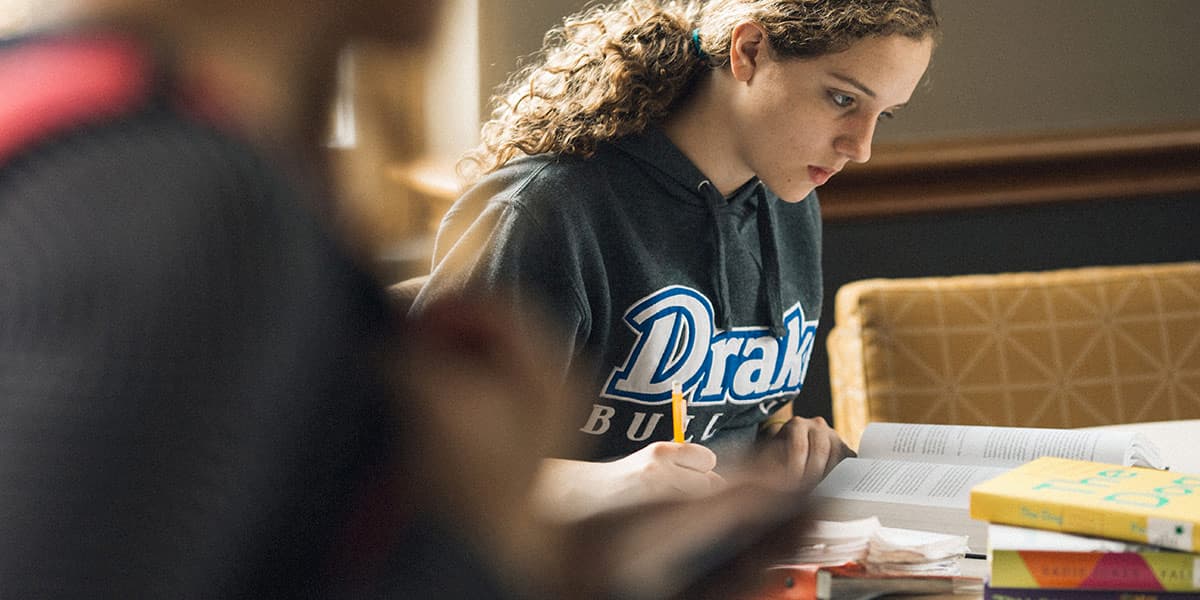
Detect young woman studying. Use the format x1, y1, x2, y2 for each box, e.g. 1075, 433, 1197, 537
414, 0, 939, 520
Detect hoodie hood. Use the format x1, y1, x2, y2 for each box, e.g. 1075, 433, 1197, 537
613, 127, 788, 337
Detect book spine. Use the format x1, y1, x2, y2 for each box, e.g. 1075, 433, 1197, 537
990, 550, 1200, 591
984, 585, 1200, 600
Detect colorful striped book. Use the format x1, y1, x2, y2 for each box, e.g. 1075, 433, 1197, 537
984, 584, 1200, 599
988, 525, 1200, 591
970, 458, 1200, 552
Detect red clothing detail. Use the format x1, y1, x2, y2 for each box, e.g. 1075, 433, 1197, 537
0, 35, 150, 164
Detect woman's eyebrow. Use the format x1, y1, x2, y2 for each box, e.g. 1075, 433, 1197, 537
829, 72, 876, 99
829, 71, 909, 110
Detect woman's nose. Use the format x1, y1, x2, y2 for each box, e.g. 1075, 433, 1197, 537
834, 116, 876, 164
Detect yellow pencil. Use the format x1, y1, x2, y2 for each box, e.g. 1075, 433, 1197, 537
671, 380, 686, 443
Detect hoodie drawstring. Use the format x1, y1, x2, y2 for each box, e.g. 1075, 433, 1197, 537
699, 180, 733, 331
755, 182, 786, 338
699, 179, 787, 338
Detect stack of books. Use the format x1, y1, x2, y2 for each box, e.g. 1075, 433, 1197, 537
751, 517, 983, 599
969, 457, 1200, 599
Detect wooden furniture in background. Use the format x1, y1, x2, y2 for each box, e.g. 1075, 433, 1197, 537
818, 123, 1200, 221
385, 122, 1200, 232
385, 157, 461, 236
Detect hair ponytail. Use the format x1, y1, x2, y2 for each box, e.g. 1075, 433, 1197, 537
459, 0, 705, 181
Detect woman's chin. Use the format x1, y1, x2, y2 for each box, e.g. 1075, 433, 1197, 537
775, 183, 817, 203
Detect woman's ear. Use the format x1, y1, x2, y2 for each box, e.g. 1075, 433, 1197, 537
729, 22, 768, 83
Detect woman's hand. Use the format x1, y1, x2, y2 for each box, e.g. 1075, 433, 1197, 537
535, 441, 726, 521
758, 416, 855, 492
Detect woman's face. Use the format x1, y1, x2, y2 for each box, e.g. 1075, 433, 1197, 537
727, 33, 934, 202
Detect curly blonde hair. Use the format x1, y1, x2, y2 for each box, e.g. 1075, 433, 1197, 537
459, 0, 938, 181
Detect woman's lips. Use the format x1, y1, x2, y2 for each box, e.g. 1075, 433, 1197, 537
808, 166, 836, 186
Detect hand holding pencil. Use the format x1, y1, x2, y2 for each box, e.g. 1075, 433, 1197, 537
671, 380, 687, 443
532, 381, 719, 522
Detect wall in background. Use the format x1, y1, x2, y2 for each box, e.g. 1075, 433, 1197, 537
476, 0, 590, 120
425, 0, 481, 160
886, 0, 1200, 142
467, 0, 1200, 145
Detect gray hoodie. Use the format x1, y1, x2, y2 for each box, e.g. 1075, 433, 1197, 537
418, 127, 823, 465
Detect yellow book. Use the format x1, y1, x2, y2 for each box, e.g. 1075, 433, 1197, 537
970, 457, 1200, 552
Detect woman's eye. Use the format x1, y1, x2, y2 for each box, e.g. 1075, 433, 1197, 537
830, 92, 855, 108
878, 111, 895, 121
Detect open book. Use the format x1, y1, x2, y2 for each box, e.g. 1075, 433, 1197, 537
810, 423, 1165, 555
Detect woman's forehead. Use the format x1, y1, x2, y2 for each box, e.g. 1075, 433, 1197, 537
797, 35, 933, 102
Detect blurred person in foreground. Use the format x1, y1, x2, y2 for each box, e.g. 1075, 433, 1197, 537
0, 0, 816, 598
0, 0, 436, 595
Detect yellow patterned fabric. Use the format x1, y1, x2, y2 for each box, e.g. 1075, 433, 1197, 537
828, 262, 1200, 449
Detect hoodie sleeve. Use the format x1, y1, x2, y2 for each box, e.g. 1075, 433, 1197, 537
416, 163, 593, 384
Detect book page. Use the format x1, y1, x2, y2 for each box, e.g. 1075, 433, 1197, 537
856, 423, 1163, 469
986, 523, 1160, 552
810, 458, 1001, 554
813, 457, 1008, 509
810, 497, 991, 555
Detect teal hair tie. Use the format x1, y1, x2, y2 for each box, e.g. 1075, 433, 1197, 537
691, 28, 706, 59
